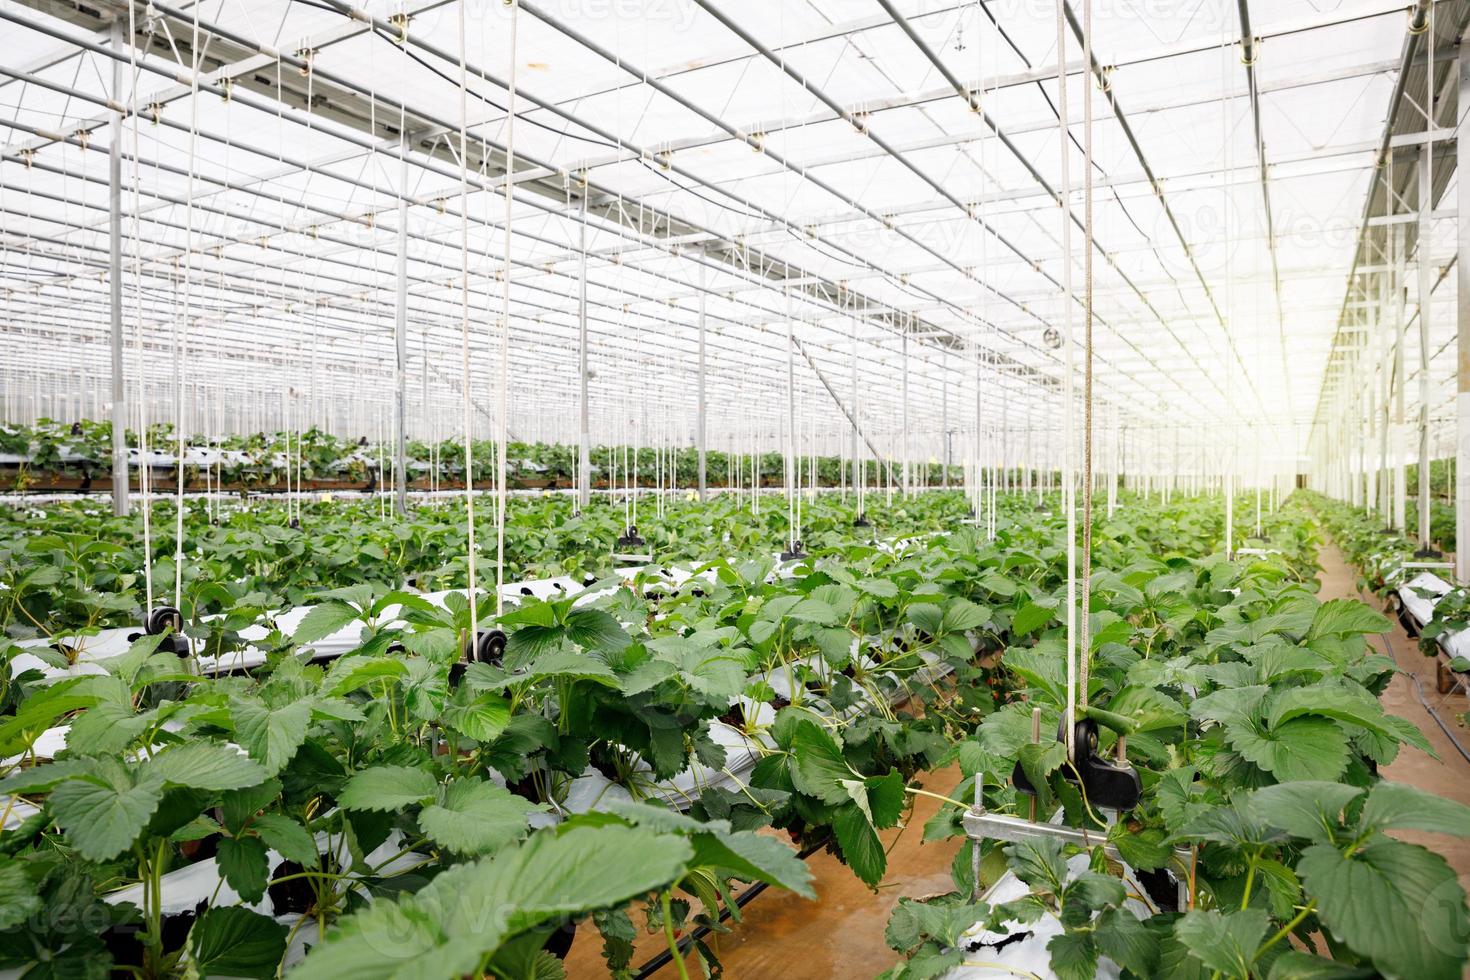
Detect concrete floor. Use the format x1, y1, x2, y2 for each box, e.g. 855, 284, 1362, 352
560, 542, 1470, 978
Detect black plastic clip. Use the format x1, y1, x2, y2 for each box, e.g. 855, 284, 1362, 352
1012, 717, 1141, 813
780, 540, 807, 561
616, 525, 645, 550
852, 514, 870, 528
144, 606, 190, 657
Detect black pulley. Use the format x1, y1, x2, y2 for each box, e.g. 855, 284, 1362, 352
852, 514, 870, 528
780, 540, 807, 562
616, 525, 646, 550
144, 606, 190, 657
464, 628, 506, 667
70, 421, 82, 436
288, 517, 301, 530
1011, 717, 1141, 812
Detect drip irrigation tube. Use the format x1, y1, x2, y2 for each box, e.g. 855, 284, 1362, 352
1376, 634, 1470, 767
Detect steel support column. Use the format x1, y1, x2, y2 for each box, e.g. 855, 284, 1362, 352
1457, 53, 1470, 579
1419, 147, 1434, 553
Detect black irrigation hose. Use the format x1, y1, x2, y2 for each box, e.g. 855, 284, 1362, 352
632, 835, 832, 979
1376, 633, 1470, 768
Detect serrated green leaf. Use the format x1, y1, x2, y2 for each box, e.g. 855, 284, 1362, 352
1173, 908, 1269, 977
1225, 717, 1348, 783
833, 803, 886, 887
1358, 781, 1470, 837
145, 742, 268, 792
293, 601, 364, 645
192, 906, 288, 979
1251, 782, 1363, 843
292, 825, 693, 979
218, 835, 270, 904
232, 698, 312, 775
337, 765, 438, 812
252, 813, 319, 868
49, 774, 161, 861
1307, 599, 1391, 640
1012, 602, 1054, 636
418, 779, 536, 856
689, 830, 815, 899
789, 720, 854, 805
1299, 837, 1468, 980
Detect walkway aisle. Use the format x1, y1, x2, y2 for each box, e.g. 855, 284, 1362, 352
561, 763, 965, 978
1316, 542, 1470, 895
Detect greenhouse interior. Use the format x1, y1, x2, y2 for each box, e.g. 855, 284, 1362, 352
5, 0, 1470, 977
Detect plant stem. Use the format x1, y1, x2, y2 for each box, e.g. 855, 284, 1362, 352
1254, 900, 1316, 962
660, 889, 691, 980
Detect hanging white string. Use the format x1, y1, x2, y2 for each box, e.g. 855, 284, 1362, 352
1079, 0, 1094, 708
455, 0, 480, 639
1056, 0, 1078, 761
496, 0, 520, 617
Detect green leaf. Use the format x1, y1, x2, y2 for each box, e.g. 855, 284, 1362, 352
565, 609, 631, 652
337, 765, 438, 812
1006, 836, 1067, 893
192, 907, 288, 979
1047, 928, 1098, 980
1299, 837, 1469, 980
218, 835, 270, 904
293, 601, 364, 645
418, 779, 537, 856
1224, 717, 1348, 783
49, 771, 162, 861
1306, 599, 1391, 640
1094, 907, 1159, 976
1265, 685, 1393, 739
906, 603, 943, 636
0, 857, 42, 930
1012, 602, 1054, 636
833, 803, 886, 887
232, 698, 313, 774
145, 742, 268, 792
865, 769, 906, 830
1251, 782, 1364, 843
326, 655, 408, 696
1106, 686, 1188, 732
942, 599, 991, 632
1358, 781, 1470, 837
1265, 951, 1376, 979
518, 649, 619, 685
1173, 908, 1269, 977
789, 720, 854, 805
252, 813, 319, 868
440, 689, 512, 743
293, 825, 693, 979
689, 830, 815, 899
